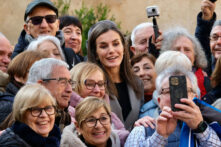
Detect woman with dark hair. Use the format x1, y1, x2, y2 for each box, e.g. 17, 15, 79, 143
59, 15, 84, 62
87, 20, 144, 130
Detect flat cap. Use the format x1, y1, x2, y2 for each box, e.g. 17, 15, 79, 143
24, 0, 58, 21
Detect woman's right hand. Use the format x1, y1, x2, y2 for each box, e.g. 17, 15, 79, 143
201, 0, 216, 21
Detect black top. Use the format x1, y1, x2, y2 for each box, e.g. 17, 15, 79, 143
115, 82, 131, 121
80, 135, 112, 147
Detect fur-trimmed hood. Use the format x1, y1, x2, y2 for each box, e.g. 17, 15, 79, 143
60, 123, 120, 147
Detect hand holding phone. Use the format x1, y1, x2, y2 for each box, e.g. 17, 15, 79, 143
169, 76, 188, 111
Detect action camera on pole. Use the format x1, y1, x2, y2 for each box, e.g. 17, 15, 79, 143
146, 6, 160, 39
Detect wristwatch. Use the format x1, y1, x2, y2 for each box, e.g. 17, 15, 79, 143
193, 121, 208, 133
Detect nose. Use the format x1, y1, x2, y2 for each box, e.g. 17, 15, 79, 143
39, 109, 48, 117
95, 119, 103, 128
93, 84, 101, 92
70, 32, 78, 39
40, 18, 49, 27
217, 37, 221, 45
65, 82, 73, 93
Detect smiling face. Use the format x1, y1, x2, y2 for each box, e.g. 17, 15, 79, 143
24, 6, 59, 38
96, 30, 124, 72
210, 26, 221, 60
62, 25, 82, 54
133, 57, 156, 93
42, 66, 72, 109
79, 70, 106, 98
24, 101, 55, 137
76, 107, 111, 147
172, 36, 195, 65
37, 40, 62, 60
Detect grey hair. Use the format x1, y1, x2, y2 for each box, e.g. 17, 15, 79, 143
155, 66, 199, 98
211, 20, 221, 35
27, 58, 69, 84
27, 35, 66, 61
155, 50, 192, 75
131, 22, 153, 46
161, 27, 207, 69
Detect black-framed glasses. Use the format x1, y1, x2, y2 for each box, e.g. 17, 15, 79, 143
28, 105, 55, 117
26, 15, 57, 25
84, 114, 111, 128
210, 34, 221, 42
84, 79, 106, 90
42, 77, 76, 88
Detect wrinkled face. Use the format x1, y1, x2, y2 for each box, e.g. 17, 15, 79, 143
96, 30, 124, 72
210, 26, 221, 60
79, 70, 105, 98
42, 66, 72, 109
133, 57, 156, 93
132, 26, 154, 54
38, 40, 62, 60
0, 37, 12, 72
62, 25, 82, 54
77, 107, 111, 147
172, 36, 195, 65
25, 6, 59, 38
24, 101, 55, 137
158, 77, 195, 110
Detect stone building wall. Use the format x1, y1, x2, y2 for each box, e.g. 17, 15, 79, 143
0, 0, 221, 45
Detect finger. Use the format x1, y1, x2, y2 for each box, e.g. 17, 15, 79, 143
162, 106, 172, 112
172, 111, 192, 120
145, 120, 155, 129
160, 110, 173, 118
180, 98, 196, 108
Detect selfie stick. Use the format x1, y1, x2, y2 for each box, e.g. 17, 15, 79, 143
152, 17, 159, 39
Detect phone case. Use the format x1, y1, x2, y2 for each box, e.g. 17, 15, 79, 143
169, 76, 187, 111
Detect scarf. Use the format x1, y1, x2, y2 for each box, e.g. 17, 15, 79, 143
11, 121, 61, 147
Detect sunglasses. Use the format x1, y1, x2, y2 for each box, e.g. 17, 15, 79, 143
27, 15, 57, 25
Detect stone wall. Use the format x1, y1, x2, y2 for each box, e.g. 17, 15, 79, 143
1, 0, 221, 45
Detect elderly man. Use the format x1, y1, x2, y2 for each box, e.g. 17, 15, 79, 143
125, 67, 221, 147
130, 22, 162, 57
0, 33, 12, 92
27, 58, 74, 131
12, 0, 80, 68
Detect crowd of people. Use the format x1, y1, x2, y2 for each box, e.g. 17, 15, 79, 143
0, 0, 221, 146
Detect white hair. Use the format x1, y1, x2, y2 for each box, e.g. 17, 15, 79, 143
131, 22, 153, 46
155, 50, 192, 75
27, 58, 69, 84
27, 35, 66, 61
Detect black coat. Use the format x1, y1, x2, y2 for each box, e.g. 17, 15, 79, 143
0, 121, 61, 147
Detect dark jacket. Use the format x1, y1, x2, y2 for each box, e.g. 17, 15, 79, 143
0, 121, 61, 147
0, 81, 20, 124
12, 30, 82, 69
195, 12, 216, 76
202, 84, 221, 105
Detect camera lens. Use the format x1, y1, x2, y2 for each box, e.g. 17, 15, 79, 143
152, 8, 156, 12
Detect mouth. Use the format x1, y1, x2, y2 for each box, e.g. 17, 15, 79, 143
92, 131, 106, 138
106, 56, 118, 61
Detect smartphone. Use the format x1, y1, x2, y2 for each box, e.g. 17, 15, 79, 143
209, 0, 217, 3
169, 76, 187, 111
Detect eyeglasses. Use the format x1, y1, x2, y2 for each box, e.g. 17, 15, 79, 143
84, 79, 106, 90
26, 15, 57, 25
28, 105, 55, 117
210, 34, 221, 42
42, 77, 76, 88
160, 87, 194, 95
84, 114, 111, 128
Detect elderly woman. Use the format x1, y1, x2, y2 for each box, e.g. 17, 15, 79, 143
59, 15, 84, 62
0, 84, 60, 146
61, 97, 120, 147
161, 27, 211, 97
27, 35, 66, 61
69, 62, 129, 146
0, 50, 46, 124
87, 20, 144, 130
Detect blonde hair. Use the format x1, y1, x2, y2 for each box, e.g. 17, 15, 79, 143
13, 84, 56, 122
75, 96, 111, 127
70, 62, 107, 95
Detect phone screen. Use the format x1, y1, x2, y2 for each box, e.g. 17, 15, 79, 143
169, 76, 187, 111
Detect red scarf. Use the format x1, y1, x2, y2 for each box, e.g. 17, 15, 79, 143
194, 68, 206, 98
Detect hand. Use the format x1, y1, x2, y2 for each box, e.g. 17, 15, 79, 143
151, 30, 163, 50
134, 116, 155, 129
156, 106, 177, 138
201, 0, 216, 20
172, 98, 203, 129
